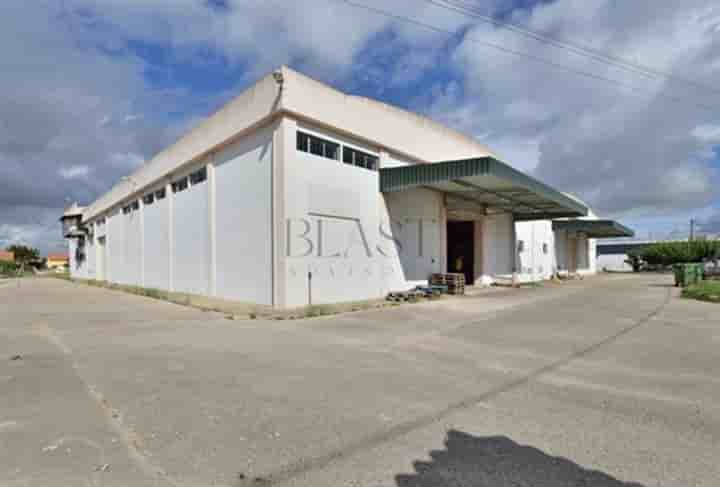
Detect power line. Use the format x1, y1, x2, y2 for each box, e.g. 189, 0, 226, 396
427, 0, 720, 97
336, 0, 720, 112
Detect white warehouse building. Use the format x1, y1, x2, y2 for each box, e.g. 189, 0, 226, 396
62, 67, 632, 308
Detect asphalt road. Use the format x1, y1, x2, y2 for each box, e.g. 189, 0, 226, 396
1, 275, 717, 487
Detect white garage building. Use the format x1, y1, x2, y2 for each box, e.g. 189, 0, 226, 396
63, 67, 632, 308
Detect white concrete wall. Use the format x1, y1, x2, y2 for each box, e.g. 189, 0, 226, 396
143, 191, 170, 290
105, 210, 121, 283
382, 150, 446, 289
555, 228, 569, 273
283, 121, 383, 306
554, 230, 597, 276
576, 238, 589, 270
598, 253, 632, 272
588, 239, 597, 274
281, 120, 446, 306
479, 213, 515, 282
172, 171, 210, 296
383, 187, 445, 289
214, 126, 273, 305
85, 234, 96, 280
93, 220, 107, 280
516, 220, 555, 282
111, 205, 142, 286
72, 127, 275, 303
126, 208, 142, 285
96, 236, 107, 281
576, 237, 598, 275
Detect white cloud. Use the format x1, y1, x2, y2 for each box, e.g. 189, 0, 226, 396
432, 0, 720, 216
59, 165, 91, 180
0, 1, 192, 251
693, 124, 720, 142
110, 152, 145, 169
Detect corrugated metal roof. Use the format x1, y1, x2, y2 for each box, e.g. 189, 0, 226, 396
552, 219, 635, 238
380, 157, 588, 221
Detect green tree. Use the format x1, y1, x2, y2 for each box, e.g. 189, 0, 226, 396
640, 240, 720, 266
5, 244, 40, 264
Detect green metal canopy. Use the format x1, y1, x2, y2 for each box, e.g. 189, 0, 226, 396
552, 219, 634, 238
380, 157, 588, 221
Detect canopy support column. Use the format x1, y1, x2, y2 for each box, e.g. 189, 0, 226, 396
511, 214, 519, 287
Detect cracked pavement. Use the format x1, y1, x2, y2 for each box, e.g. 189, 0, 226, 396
1, 275, 718, 486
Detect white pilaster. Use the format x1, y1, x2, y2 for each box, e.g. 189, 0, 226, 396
511, 213, 519, 287
272, 116, 294, 308
139, 197, 145, 288
208, 158, 217, 296
167, 180, 175, 292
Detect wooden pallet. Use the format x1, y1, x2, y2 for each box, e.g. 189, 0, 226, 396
430, 273, 466, 295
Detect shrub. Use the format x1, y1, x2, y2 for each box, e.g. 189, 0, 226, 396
640, 240, 720, 266
0, 261, 20, 276
682, 280, 720, 303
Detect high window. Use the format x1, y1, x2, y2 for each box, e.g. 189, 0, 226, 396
189, 166, 207, 185
143, 193, 155, 205
297, 131, 339, 161
172, 177, 189, 193
343, 147, 378, 171
155, 188, 166, 200
122, 201, 139, 214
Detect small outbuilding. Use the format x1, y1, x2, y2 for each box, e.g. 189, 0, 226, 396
46, 253, 70, 271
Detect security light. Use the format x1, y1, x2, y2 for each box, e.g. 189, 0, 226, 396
273, 70, 284, 85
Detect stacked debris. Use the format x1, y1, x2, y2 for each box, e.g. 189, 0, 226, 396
387, 285, 445, 302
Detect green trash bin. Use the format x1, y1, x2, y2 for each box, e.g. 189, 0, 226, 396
673, 264, 684, 287
674, 263, 703, 287
691, 263, 703, 285
673, 263, 703, 287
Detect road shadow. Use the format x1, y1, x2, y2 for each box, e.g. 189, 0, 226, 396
395, 430, 645, 487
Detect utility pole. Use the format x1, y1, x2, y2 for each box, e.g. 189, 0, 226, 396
690, 218, 695, 242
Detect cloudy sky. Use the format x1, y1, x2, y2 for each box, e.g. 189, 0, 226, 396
2, 0, 719, 253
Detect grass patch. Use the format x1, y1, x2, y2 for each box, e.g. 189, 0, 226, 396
682, 280, 720, 303
49, 276, 425, 320
303, 305, 335, 318
46, 272, 72, 280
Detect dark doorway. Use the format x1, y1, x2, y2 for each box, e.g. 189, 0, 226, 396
447, 221, 475, 285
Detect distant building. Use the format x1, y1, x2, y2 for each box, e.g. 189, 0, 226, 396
46, 253, 69, 270
596, 239, 687, 271
0, 251, 14, 263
